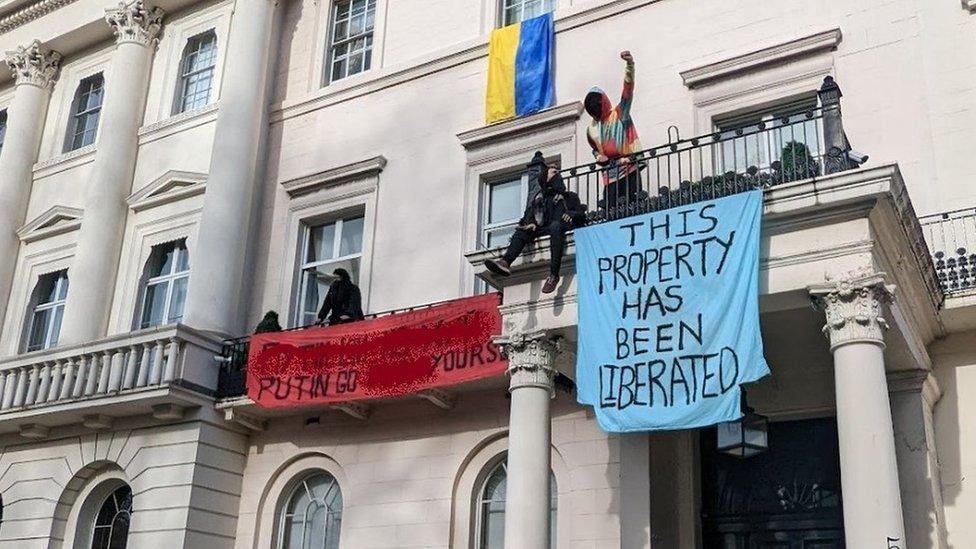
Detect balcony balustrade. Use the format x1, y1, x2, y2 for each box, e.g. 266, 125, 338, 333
921, 208, 976, 294
0, 324, 222, 433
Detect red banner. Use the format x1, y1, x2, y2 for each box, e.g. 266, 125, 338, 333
247, 294, 507, 408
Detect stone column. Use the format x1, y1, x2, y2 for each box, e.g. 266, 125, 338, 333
59, 1, 164, 344
182, 0, 277, 336
0, 42, 60, 338
888, 369, 949, 548
496, 331, 558, 549
811, 273, 907, 548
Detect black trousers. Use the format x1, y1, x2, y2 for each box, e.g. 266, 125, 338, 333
603, 169, 642, 217
502, 222, 568, 277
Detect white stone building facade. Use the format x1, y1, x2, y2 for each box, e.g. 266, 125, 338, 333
0, 0, 974, 548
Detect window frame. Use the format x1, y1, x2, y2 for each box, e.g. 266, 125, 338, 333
172, 30, 218, 115
0, 109, 7, 155
324, 0, 378, 85
710, 94, 823, 176
276, 471, 343, 549
90, 485, 133, 549
498, 0, 555, 27
24, 270, 69, 352
64, 73, 104, 152
474, 457, 557, 549
137, 239, 191, 329
294, 215, 365, 327
481, 172, 530, 250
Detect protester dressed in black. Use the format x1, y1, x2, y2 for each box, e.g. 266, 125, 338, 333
317, 268, 365, 325
484, 153, 586, 294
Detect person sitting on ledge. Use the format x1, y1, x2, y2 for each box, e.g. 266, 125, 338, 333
317, 268, 365, 326
484, 152, 585, 294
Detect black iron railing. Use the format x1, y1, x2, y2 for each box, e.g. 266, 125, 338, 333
561, 103, 855, 225
920, 208, 976, 294
215, 296, 494, 399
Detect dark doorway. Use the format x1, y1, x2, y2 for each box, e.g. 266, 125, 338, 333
701, 417, 845, 548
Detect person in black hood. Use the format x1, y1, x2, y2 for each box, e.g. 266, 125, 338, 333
484, 153, 585, 294
317, 268, 365, 325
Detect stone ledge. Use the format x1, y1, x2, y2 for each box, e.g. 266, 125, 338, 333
680, 28, 842, 88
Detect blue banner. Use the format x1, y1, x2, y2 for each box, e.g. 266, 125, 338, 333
575, 191, 769, 432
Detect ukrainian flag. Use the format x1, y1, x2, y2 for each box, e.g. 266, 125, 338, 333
485, 13, 555, 124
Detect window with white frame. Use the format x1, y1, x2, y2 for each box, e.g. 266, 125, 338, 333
65, 73, 104, 152
25, 270, 68, 352
500, 0, 554, 26
278, 471, 343, 549
90, 485, 132, 549
174, 30, 218, 114
295, 215, 364, 326
712, 94, 823, 177
326, 0, 376, 83
0, 109, 7, 155
137, 240, 190, 329
482, 175, 527, 249
477, 459, 556, 549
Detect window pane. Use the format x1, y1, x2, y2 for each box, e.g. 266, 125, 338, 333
339, 217, 364, 256
175, 243, 190, 272
488, 180, 522, 224
0, 110, 7, 154
307, 224, 337, 262
27, 309, 51, 351
49, 305, 64, 347
141, 282, 168, 328
168, 277, 188, 323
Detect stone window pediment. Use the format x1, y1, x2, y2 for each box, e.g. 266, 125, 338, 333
281, 155, 386, 198
127, 170, 207, 212
17, 206, 83, 243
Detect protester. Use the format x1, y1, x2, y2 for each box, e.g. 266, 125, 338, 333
584, 50, 643, 216
254, 311, 283, 333
317, 268, 365, 325
484, 152, 585, 294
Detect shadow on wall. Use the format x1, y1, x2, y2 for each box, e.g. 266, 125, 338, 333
931, 332, 973, 547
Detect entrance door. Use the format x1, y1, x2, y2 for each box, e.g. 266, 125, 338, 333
701, 417, 845, 549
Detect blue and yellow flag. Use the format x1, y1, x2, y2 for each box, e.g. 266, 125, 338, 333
485, 13, 555, 124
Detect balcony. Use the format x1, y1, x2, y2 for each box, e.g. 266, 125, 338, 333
921, 209, 976, 295
0, 324, 222, 437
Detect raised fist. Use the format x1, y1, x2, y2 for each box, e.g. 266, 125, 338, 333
620, 50, 633, 62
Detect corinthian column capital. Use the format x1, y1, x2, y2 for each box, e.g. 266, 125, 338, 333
495, 331, 560, 393
810, 272, 896, 350
4, 40, 61, 89
105, 0, 165, 46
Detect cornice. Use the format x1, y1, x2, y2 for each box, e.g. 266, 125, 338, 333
680, 28, 842, 88
281, 155, 386, 197
0, 0, 79, 35
137, 102, 218, 144
457, 102, 583, 150
17, 205, 82, 242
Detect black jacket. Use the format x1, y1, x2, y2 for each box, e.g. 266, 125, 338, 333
519, 173, 585, 228
317, 280, 365, 325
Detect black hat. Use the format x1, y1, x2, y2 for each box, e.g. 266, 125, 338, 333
526, 151, 547, 169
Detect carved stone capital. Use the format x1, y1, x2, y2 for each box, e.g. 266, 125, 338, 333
810, 272, 895, 350
495, 331, 560, 393
4, 40, 61, 89
105, 0, 165, 46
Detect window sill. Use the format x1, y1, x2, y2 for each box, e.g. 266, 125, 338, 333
33, 144, 96, 179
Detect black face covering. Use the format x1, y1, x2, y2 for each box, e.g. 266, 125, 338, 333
584, 92, 604, 119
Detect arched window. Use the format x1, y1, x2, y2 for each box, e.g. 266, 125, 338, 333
174, 30, 218, 114
25, 270, 69, 352
477, 460, 557, 549
65, 73, 104, 152
90, 485, 132, 549
278, 472, 343, 549
138, 240, 190, 328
